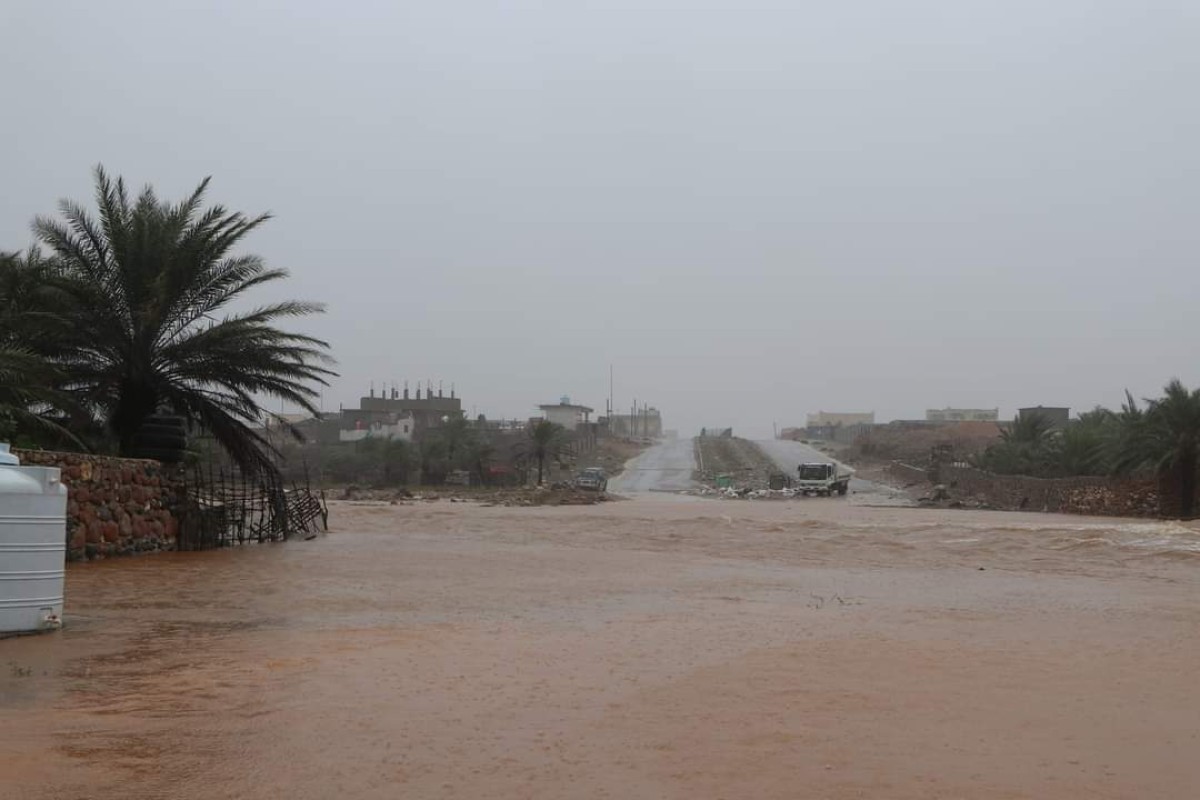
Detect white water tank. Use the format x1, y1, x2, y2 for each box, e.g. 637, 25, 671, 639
0, 444, 69, 634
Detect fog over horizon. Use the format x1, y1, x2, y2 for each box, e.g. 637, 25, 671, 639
3, 1, 1197, 438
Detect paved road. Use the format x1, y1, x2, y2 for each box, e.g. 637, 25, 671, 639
754, 438, 912, 506
608, 438, 696, 493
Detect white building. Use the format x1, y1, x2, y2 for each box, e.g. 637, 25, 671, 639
339, 414, 415, 443
539, 398, 594, 431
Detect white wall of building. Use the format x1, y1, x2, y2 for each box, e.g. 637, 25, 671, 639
541, 405, 591, 431
339, 415, 415, 443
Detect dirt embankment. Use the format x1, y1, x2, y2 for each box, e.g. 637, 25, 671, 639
844, 421, 1001, 468
694, 437, 780, 489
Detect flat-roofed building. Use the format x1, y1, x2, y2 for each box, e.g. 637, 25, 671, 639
926, 407, 999, 423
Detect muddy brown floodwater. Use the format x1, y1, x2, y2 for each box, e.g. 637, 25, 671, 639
2, 496, 1199, 799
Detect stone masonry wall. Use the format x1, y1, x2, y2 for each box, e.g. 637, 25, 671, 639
14, 449, 183, 561
936, 464, 1161, 518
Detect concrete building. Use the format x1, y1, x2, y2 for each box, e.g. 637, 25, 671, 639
539, 397, 594, 431
926, 407, 1000, 423
806, 411, 875, 428
609, 407, 663, 439
339, 382, 464, 440
1018, 406, 1070, 430
803, 411, 875, 442
338, 413, 415, 443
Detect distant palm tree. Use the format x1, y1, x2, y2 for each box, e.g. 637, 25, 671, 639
1053, 407, 1115, 477
435, 416, 476, 467
31, 166, 336, 475
518, 420, 570, 485
1001, 411, 1054, 445
471, 440, 497, 486
1114, 380, 1200, 518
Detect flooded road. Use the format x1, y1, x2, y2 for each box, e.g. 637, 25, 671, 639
607, 437, 696, 493
3, 496, 1199, 799
755, 438, 913, 506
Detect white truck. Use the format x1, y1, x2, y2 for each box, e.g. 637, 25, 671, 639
796, 462, 853, 497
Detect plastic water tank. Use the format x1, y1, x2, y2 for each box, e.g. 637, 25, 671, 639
0, 444, 69, 633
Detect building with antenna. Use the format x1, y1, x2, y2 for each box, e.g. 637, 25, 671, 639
337, 381, 465, 440
538, 396, 594, 431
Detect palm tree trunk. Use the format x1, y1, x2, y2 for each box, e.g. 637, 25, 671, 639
537, 454, 545, 485
1179, 452, 1196, 519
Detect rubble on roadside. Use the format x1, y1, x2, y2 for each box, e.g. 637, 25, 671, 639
330, 484, 619, 508
681, 485, 801, 500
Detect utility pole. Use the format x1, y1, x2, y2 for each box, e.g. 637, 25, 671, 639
609, 364, 614, 429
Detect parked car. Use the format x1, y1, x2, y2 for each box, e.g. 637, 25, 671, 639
445, 469, 472, 487
575, 468, 608, 492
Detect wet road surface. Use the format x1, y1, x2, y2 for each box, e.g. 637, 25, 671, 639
754, 438, 914, 505
607, 437, 696, 493
2, 497, 1199, 799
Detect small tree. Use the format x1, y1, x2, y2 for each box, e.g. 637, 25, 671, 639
435, 416, 476, 469
419, 436, 450, 485
518, 420, 570, 485
380, 439, 414, 486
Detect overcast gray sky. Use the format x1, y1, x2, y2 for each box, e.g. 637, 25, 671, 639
3, 1, 1197, 437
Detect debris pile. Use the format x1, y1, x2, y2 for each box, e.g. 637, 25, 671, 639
683, 486, 804, 501
332, 485, 618, 508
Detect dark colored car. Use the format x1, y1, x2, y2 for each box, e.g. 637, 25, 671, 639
575, 468, 608, 491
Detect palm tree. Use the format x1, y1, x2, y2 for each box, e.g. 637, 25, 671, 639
518, 420, 570, 485
1053, 408, 1115, 477
977, 411, 1059, 476
1001, 411, 1055, 445
1113, 380, 1200, 518
0, 252, 81, 445
0, 345, 78, 445
31, 166, 336, 476
435, 415, 476, 468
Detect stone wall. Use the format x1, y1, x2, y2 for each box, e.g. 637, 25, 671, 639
936, 464, 1162, 517
14, 449, 182, 561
